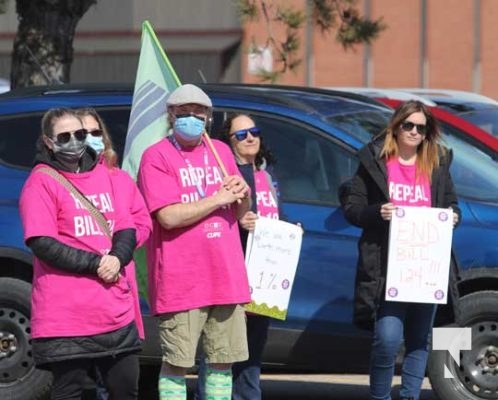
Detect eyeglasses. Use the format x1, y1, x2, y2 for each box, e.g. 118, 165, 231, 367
87, 129, 103, 137
52, 129, 88, 144
230, 127, 261, 141
400, 121, 427, 135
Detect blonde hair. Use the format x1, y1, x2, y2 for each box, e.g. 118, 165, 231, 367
75, 107, 118, 168
380, 100, 444, 181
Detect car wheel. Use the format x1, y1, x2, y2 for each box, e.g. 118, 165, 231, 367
0, 277, 52, 400
428, 290, 498, 400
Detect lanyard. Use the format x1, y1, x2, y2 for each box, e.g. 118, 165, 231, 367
170, 135, 209, 198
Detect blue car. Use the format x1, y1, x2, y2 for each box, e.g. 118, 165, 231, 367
0, 84, 496, 400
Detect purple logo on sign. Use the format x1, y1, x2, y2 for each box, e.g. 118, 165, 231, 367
387, 287, 398, 298
282, 279, 290, 290
434, 290, 445, 300
395, 208, 405, 218
438, 212, 448, 222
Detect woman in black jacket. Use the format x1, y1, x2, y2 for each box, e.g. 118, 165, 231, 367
196, 113, 280, 400
342, 100, 461, 400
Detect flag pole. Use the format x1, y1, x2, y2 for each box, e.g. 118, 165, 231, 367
202, 133, 242, 204
202, 133, 228, 177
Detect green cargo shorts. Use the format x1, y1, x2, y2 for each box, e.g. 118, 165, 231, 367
158, 304, 248, 368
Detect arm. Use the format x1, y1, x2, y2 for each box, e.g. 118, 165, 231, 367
442, 151, 461, 228
121, 171, 152, 247
108, 228, 137, 267
342, 164, 388, 229
27, 236, 101, 274
96, 228, 137, 283
156, 174, 251, 230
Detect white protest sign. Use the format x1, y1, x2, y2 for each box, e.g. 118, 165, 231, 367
385, 206, 453, 304
244, 217, 303, 320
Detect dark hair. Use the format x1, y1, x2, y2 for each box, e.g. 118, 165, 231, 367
75, 107, 118, 168
380, 100, 443, 180
218, 113, 276, 170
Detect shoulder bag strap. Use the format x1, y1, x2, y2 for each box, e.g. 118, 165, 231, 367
37, 166, 112, 238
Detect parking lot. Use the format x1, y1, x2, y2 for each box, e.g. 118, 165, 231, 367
135, 372, 437, 400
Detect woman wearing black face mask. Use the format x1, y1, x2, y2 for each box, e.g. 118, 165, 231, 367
19, 108, 142, 399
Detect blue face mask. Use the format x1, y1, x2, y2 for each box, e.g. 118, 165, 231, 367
86, 135, 105, 154
174, 115, 205, 141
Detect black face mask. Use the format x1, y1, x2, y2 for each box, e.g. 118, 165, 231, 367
51, 137, 86, 171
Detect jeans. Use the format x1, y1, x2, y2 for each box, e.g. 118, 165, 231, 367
369, 300, 436, 400
196, 315, 270, 400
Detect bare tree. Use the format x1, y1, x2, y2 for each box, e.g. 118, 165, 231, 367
10, 0, 96, 88
236, 0, 386, 82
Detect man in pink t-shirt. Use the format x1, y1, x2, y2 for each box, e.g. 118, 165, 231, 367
137, 84, 251, 400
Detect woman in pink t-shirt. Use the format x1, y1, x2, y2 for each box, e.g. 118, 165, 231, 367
76, 107, 152, 400
342, 100, 461, 400
19, 108, 141, 399
76, 107, 152, 340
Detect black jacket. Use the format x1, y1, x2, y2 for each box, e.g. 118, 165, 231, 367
342, 135, 462, 331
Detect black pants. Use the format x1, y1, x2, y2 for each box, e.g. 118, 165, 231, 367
50, 353, 139, 400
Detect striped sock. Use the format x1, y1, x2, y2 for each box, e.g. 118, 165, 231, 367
205, 367, 232, 400
158, 375, 186, 400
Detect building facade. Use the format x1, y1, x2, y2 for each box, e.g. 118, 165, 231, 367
0, 0, 497, 98
0, 0, 243, 85
242, 0, 498, 99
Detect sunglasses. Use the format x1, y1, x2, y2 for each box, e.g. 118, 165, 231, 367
175, 113, 206, 121
52, 129, 88, 144
400, 121, 427, 135
230, 127, 261, 141
87, 129, 103, 137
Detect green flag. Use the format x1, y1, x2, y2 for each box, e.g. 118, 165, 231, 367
122, 20, 181, 179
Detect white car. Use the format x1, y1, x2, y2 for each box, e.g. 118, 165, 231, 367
396, 88, 498, 137
396, 87, 498, 105
325, 87, 436, 106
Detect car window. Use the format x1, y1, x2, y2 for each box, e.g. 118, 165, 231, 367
326, 110, 391, 142
0, 113, 41, 169
212, 111, 358, 205
440, 132, 498, 202
94, 107, 131, 163
0, 107, 130, 169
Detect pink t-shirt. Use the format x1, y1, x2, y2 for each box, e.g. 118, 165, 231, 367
19, 163, 136, 339
138, 138, 251, 315
109, 167, 152, 339
254, 170, 279, 219
387, 158, 431, 207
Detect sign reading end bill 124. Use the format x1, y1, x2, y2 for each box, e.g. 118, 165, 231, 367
385, 206, 453, 304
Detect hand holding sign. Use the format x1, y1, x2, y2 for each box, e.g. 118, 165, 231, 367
244, 217, 303, 319
385, 206, 453, 304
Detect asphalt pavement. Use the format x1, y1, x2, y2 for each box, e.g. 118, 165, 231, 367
135, 372, 438, 399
